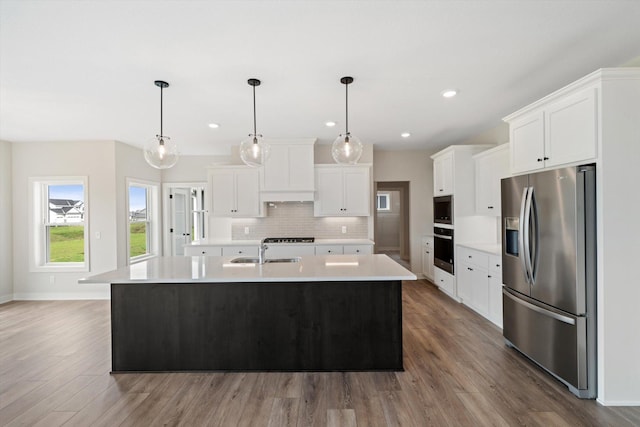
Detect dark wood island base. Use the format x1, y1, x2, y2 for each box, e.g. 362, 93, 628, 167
111, 280, 403, 372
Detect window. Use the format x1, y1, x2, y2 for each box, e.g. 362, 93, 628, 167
128, 179, 160, 263
30, 177, 89, 272
377, 193, 391, 211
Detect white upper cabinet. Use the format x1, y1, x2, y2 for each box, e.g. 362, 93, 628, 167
474, 144, 510, 216
505, 83, 598, 174
261, 139, 315, 201
314, 165, 371, 217
433, 151, 454, 195
208, 166, 263, 217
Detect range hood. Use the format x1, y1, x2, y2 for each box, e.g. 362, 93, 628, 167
260, 139, 316, 202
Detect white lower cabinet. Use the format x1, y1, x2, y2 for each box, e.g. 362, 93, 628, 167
434, 267, 455, 298
343, 244, 373, 255
315, 245, 344, 255
265, 245, 315, 259
457, 245, 503, 327
222, 246, 258, 257
184, 246, 222, 256
421, 236, 434, 281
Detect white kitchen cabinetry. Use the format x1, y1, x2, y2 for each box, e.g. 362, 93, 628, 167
457, 245, 503, 327
433, 151, 454, 195
474, 144, 510, 216
343, 244, 373, 255
184, 246, 222, 256
431, 145, 493, 219
265, 245, 315, 259
315, 245, 344, 255
434, 267, 455, 298
314, 165, 371, 217
208, 167, 263, 218
421, 236, 434, 281
222, 246, 258, 257
505, 86, 598, 174
261, 139, 315, 202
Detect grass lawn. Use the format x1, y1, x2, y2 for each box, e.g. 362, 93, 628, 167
48, 223, 148, 261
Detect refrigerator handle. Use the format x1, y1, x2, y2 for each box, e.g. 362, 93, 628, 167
518, 186, 531, 284
523, 185, 534, 284
529, 186, 539, 284
503, 290, 576, 325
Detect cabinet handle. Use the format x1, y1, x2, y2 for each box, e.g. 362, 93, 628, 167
468, 255, 472, 258
467, 267, 473, 271
426, 251, 430, 254
202, 251, 206, 254
439, 189, 444, 192
496, 264, 500, 268
356, 250, 360, 253
544, 157, 549, 160
238, 251, 243, 254
487, 206, 494, 209
537, 158, 543, 162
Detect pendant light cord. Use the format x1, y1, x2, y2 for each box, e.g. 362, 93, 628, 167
252, 84, 257, 136
159, 85, 164, 137
345, 82, 349, 135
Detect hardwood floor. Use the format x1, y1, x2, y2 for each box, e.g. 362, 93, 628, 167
1, 280, 638, 426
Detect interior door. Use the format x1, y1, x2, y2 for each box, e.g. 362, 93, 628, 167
171, 188, 191, 255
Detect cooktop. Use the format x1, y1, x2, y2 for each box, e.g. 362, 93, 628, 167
263, 237, 315, 244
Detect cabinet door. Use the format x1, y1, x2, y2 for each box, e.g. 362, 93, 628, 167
343, 244, 372, 255
184, 246, 222, 256
343, 168, 370, 216
475, 146, 509, 216
422, 238, 434, 281
457, 263, 474, 303
488, 275, 503, 328
510, 111, 545, 174
315, 168, 344, 216
434, 267, 455, 297
209, 170, 236, 216
222, 246, 258, 257
234, 169, 261, 217
545, 87, 597, 168
261, 144, 289, 191
470, 267, 489, 317
315, 245, 344, 255
434, 153, 454, 195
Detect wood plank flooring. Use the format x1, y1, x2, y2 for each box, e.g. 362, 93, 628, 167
1, 280, 638, 426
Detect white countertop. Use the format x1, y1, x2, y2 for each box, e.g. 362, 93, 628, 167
457, 242, 502, 256
80, 254, 416, 284
188, 238, 375, 247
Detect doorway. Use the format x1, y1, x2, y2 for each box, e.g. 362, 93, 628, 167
374, 181, 410, 269
163, 183, 207, 256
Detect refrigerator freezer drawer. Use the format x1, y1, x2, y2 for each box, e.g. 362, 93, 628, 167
503, 289, 591, 396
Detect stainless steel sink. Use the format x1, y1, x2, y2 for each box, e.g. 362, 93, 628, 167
229, 257, 301, 264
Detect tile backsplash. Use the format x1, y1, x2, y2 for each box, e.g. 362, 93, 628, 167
231, 202, 369, 240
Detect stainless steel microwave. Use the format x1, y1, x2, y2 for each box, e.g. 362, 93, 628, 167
433, 195, 453, 225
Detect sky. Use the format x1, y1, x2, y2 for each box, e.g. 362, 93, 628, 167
49, 184, 147, 211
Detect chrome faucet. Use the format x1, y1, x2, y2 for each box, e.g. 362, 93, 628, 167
258, 238, 269, 264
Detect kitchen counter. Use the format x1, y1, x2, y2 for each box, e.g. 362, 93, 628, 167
457, 242, 502, 256
187, 238, 375, 247
83, 255, 412, 373
80, 254, 415, 284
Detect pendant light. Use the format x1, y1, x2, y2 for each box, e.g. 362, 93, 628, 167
239, 78, 270, 167
332, 76, 363, 165
144, 80, 179, 169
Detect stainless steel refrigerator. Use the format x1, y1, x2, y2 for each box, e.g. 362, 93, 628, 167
501, 164, 596, 399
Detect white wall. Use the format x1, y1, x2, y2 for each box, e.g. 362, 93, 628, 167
373, 150, 432, 273
114, 142, 161, 267
0, 140, 13, 303
597, 75, 640, 404
11, 141, 119, 299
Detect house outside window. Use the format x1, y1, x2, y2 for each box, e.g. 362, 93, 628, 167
128, 179, 160, 263
29, 177, 89, 272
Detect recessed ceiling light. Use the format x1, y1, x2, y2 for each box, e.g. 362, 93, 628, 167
441, 90, 458, 98
325, 121, 336, 127
401, 132, 411, 138
208, 123, 220, 129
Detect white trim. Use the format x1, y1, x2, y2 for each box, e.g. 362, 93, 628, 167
0, 294, 13, 304
162, 182, 208, 256
126, 177, 161, 264
28, 176, 90, 273
597, 398, 640, 407
12, 291, 110, 300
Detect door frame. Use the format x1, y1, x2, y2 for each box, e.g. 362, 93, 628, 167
374, 181, 410, 261
162, 182, 207, 256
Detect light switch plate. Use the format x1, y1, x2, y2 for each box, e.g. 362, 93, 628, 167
341, 226, 347, 234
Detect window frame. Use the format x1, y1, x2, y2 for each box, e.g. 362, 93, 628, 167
376, 193, 391, 211
29, 176, 90, 272
127, 178, 160, 264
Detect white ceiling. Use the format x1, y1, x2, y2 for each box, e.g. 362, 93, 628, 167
1, 0, 639, 155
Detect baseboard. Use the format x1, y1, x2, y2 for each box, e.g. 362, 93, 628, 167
597, 398, 640, 406
0, 293, 13, 304
12, 291, 110, 300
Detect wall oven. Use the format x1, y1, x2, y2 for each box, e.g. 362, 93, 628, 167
433, 226, 454, 274
433, 196, 453, 224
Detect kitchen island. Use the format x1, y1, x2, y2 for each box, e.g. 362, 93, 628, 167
80, 254, 416, 373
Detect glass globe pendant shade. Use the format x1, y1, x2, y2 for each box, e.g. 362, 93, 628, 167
239, 134, 270, 167
331, 133, 363, 165
144, 135, 179, 169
